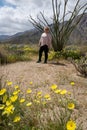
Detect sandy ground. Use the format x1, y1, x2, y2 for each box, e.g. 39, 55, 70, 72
0, 60, 87, 129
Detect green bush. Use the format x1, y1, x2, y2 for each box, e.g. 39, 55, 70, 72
49, 47, 81, 61
62, 47, 81, 60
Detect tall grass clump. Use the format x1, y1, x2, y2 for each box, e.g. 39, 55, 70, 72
0, 79, 83, 130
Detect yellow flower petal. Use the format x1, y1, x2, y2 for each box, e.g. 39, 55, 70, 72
10, 95, 18, 102
2, 105, 14, 115
60, 89, 67, 95
7, 81, 12, 86
0, 104, 5, 110
20, 98, 25, 103
14, 85, 19, 89
34, 100, 40, 104
42, 101, 47, 105
37, 91, 42, 95
70, 82, 75, 86
26, 89, 32, 94
6, 100, 11, 106
54, 89, 61, 94
13, 90, 20, 95
51, 84, 57, 90
44, 94, 51, 100
66, 120, 76, 130
30, 81, 33, 85
68, 103, 75, 110
13, 116, 21, 122
26, 102, 32, 106
0, 88, 6, 95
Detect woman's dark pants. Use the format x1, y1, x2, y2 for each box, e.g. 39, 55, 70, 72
38, 45, 49, 63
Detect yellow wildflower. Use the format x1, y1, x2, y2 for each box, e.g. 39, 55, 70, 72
60, 89, 67, 95
36, 92, 42, 98
44, 94, 51, 100
70, 82, 75, 86
54, 89, 61, 94
6, 100, 11, 106
37, 95, 42, 99
42, 101, 47, 105
10, 95, 18, 102
34, 99, 40, 104
37, 91, 42, 95
26, 102, 32, 106
14, 85, 19, 89
19, 98, 25, 103
68, 103, 75, 110
26, 89, 32, 94
13, 116, 21, 122
0, 104, 5, 110
13, 90, 20, 95
2, 105, 14, 115
7, 81, 12, 86
51, 84, 57, 90
66, 120, 76, 130
0, 88, 6, 95
30, 81, 33, 85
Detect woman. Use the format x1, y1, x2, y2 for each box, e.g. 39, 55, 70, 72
37, 27, 52, 63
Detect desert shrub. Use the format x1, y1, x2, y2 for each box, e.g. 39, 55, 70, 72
48, 51, 56, 60
0, 46, 8, 65
7, 54, 17, 63
0, 53, 7, 65
71, 56, 87, 77
49, 51, 64, 61
62, 47, 81, 60
78, 46, 87, 57
49, 47, 81, 61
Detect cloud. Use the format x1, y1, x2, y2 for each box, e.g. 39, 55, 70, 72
0, 0, 86, 35
0, 0, 53, 35
0, 5, 29, 35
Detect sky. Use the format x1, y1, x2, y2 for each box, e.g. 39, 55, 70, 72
0, 0, 87, 35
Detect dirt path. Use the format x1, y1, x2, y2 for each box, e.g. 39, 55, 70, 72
0, 60, 87, 129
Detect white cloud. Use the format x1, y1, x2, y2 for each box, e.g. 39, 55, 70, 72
0, 0, 86, 35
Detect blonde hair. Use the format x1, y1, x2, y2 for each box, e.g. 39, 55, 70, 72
44, 27, 50, 31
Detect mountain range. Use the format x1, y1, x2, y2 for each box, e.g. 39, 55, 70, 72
0, 13, 87, 45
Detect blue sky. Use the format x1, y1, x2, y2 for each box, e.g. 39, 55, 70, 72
0, 0, 87, 35
0, 0, 5, 7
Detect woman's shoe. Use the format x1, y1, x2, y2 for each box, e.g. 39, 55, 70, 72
37, 60, 41, 63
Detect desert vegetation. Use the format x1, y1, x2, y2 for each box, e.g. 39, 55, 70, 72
0, 44, 38, 64
0, 43, 87, 130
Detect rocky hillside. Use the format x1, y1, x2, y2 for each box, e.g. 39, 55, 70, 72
0, 13, 87, 45
68, 13, 87, 45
